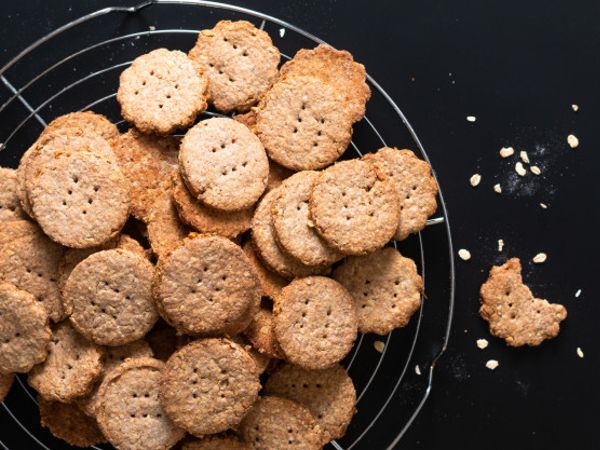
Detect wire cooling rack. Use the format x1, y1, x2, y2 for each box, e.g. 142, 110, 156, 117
0, 1, 456, 449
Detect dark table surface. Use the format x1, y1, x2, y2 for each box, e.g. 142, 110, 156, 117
1, 1, 598, 449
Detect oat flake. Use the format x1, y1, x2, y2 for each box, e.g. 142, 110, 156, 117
469, 174, 481, 187
532, 253, 547, 264
373, 340, 385, 353
571, 104, 579, 112
458, 249, 471, 261
520, 151, 530, 164
498, 239, 504, 252
493, 184, 502, 194
567, 134, 579, 149
530, 165, 541, 175
415, 364, 421, 375
515, 162, 527, 177
577, 347, 584, 358
499, 147, 515, 158
466, 116, 477, 122
485, 360, 499, 370
476, 339, 489, 349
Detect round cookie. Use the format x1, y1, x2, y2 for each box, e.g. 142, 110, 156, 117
232, 335, 271, 376
172, 172, 252, 239
309, 159, 401, 255
43, 111, 119, 141
161, 339, 260, 436
251, 189, 328, 280
183, 434, 249, 450
97, 357, 185, 450
364, 147, 438, 240
242, 241, 287, 300
0, 373, 14, 402
117, 48, 208, 135
29, 149, 130, 249
239, 396, 322, 450
265, 364, 356, 444
28, 322, 104, 402
0, 219, 39, 248
64, 248, 158, 346
0, 283, 51, 374
333, 247, 423, 335
256, 75, 354, 171
155, 234, 260, 336
180, 118, 269, 212
0, 168, 25, 222
272, 171, 343, 266
273, 276, 357, 370
244, 307, 284, 360
111, 128, 180, 220
39, 397, 106, 447
188, 20, 280, 113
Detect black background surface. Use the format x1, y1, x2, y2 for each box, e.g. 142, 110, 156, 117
0, 1, 598, 449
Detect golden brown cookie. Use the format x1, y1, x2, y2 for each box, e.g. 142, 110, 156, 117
0, 168, 26, 222
232, 335, 271, 376
480, 258, 568, 347
309, 159, 401, 255
183, 434, 250, 450
0, 372, 14, 402
274, 276, 357, 370
188, 20, 280, 113
266, 160, 294, 193
242, 241, 287, 300
244, 306, 285, 360
0, 219, 38, 248
160, 339, 261, 436
42, 111, 119, 141
256, 75, 354, 171
234, 109, 258, 133
333, 247, 423, 335
117, 48, 208, 135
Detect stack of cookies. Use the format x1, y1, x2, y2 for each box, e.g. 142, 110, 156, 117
0, 19, 438, 450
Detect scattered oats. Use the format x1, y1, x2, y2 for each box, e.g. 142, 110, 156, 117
577, 347, 584, 358
485, 360, 499, 370
373, 340, 385, 353
469, 173, 482, 187
567, 134, 579, 149
149, 25, 156, 31
532, 253, 547, 264
497, 239, 504, 252
464, 329, 468, 333
520, 151, 530, 164
499, 146, 515, 158
458, 249, 471, 261
415, 364, 421, 376
466, 116, 477, 122
515, 162, 527, 176
530, 165, 541, 175
476, 339, 489, 350
279, 28, 286, 38
575, 289, 582, 298
571, 104, 579, 112
539, 202, 548, 209
493, 183, 502, 194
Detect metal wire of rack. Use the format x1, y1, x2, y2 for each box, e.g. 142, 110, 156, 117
0, 2, 456, 449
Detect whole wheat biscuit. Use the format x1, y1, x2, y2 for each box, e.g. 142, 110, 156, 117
234, 109, 258, 133
156, 234, 260, 336
64, 248, 158, 346
0, 372, 13, 402
244, 307, 284, 360
0, 283, 51, 374
111, 129, 179, 221
309, 159, 401, 255
333, 247, 423, 335
183, 434, 250, 450
274, 276, 358, 370
188, 20, 280, 113
232, 335, 271, 376
239, 396, 322, 450
281, 44, 371, 123
43, 111, 119, 141
256, 75, 354, 171
0, 226, 64, 322
480, 258, 568, 347
242, 241, 287, 300
28, 322, 104, 402
266, 160, 294, 193
251, 189, 328, 280
0, 168, 26, 222
118, 48, 208, 135
39, 397, 106, 447
97, 357, 185, 450
116, 234, 149, 259
0, 219, 39, 248
160, 338, 261, 436
272, 171, 343, 266
265, 364, 356, 444
364, 147, 438, 240
29, 149, 130, 249
172, 172, 252, 239
180, 118, 269, 212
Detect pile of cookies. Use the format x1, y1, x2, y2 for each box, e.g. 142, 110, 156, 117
0, 19, 438, 449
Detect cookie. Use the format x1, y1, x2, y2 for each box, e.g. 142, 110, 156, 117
39, 397, 106, 447
0, 219, 39, 248
188, 20, 280, 113
309, 159, 401, 255
116, 233, 149, 259
266, 160, 294, 193
29, 149, 130, 249
232, 335, 271, 376
96, 357, 185, 450
0, 372, 13, 402
28, 322, 104, 402
242, 241, 287, 300
273, 276, 357, 370
155, 234, 260, 336
256, 75, 354, 171
244, 306, 284, 360
272, 171, 343, 266
172, 172, 252, 239
251, 189, 328, 280
234, 109, 258, 132
179, 118, 269, 212
111, 128, 180, 220
480, 258, 568, 347
265, 364, 356, 444
363, 147, 438, 240
333, 247, 423, 335
183, 434, 250, 450
280, 44, 370, 123
43, 111, 119, 141
0, 225, 64, 322
239, 396, 322, 450
0, 283, 51, 374
0, 168, 26, 222
160, 338, 261, 436
117, 48, 208, 135
15, 153, 34, 216
64, 248, 158, 346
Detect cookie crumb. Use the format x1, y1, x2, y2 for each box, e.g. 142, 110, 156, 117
476, 339, 489, 350
415, 364, 421, 375
373, 340, 385, 353
575, 289, 582, 298
540, 202, 548, 209
571, 104, 579, 112
149, 25, 156, 31
498, 239, 504, 252
515, 162, 527, 177
577, 347, 584, 358
466, 116, 477, 122
493, 183, 502, 194
530, 165, 541, 175
469, 174, 481, 187
485, 359, 499, 370
532, 253, 547, 264
519, 151, 530, 164
499, 147, 515, 158
458, 249, 471, 261
567, 134, 579, 149
279, 28, 286, 38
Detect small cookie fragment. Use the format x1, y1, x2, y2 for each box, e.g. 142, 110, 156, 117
39, 397, 106, 447
265, 364, 356, 444
0, 283, 51, 374
479, 258, 567, 347
183, 434, 249, 450
0, 373, 14, 402
242, 241, 287, 300
244, 307, 285, 359
117, 48, 208, 134
334, 247, 423, 335
160, 339, 261, 436
189, 20, 280, 113
239, 396, 322, 450
309, 159, 401, 255
274, 276, 357, 369
0, 168, 25, 222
